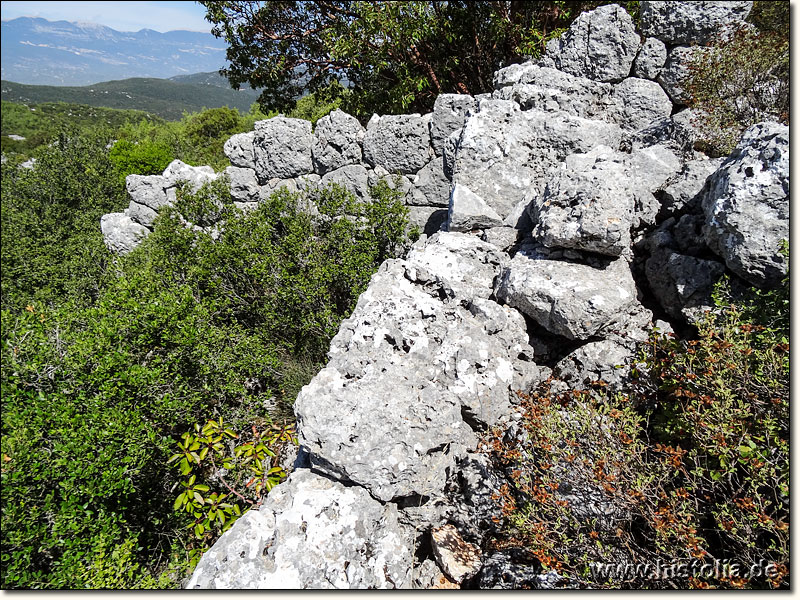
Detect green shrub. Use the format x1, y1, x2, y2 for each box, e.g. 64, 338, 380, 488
0, 127, 128, 312
2, 166, 413, 587
109, 139, 174, 179
687, 13, 788, 156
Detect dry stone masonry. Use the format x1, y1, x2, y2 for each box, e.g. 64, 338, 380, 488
100, 1, 789, 589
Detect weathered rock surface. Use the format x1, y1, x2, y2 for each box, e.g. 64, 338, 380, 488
646, 250, 726, 323
409, 159, 450, 207
224, 166, 260, 203
530, 160, 635, 256
495, 253, 638, 341
545, 3, 640, 83
451, 104, 622, 220
447, 184, 504, 232
319, 164, 371, 200
125, 174, 169, 212
430, 94, 476, 156
431, 525, 482, 583
363, 113, 431, 174
312, 109, 365, 175
659, 157, 723, 216
93, 2, 790, 589
407, 206, 448, 235
611, 77, 673, 133
100, 212, 150, 254
657, 46, 705, 106
493, 64, 616, 121
186, 469, 414, 589
554, 340, 635, 390
701, 122, 789, 287
254, 117, 314, 181
640, 0, 753, 45
163, 159, 218, 191
223, 131, 256, 169
632, 37, 667, 80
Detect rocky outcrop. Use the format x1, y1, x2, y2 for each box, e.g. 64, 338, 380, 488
311, 109, 365, 174
101, 2, 786, 588
100, 212, 150, 255
363, 113, 432, 174
640, 1, 753, 45
185, 469, 415, 589
701, 122, 789, 287
545, 3, 641, 83
254, 117, 314, 180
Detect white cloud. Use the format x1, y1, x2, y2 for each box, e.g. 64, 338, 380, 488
1, 1, 212, 32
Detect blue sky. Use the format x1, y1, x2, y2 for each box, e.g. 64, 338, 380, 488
0, 1, 211, 32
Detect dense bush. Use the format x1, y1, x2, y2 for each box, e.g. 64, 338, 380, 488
1, 127, 128, 312
1, 125, 414, 587
109, 139, 175, 180
687, 1, 788, 156
490, 251, 789, 589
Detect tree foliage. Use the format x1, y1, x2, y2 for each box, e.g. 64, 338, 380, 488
201, 0, 614, 117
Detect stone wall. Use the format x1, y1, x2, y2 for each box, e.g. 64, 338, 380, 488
100, 1, 790, 589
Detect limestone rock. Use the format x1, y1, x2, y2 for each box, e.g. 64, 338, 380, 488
185, 469, 414, 589
492, 65, 616, 122
405, 232, 506, 301
363, 113, 431, 175
657, 46, 705, 106
701, 122, 789, 287
409, 158, 450, 207
223, 131, 256, 169
673, 214, 707, 256
431, 525, 481, 584
640, 0, 753, 45
481, 227, 519, 252
125, 174, 168, 211
646, 249, 726, 323
447, 184, 504, 233
632, 38, 667, 80
254, 117, 314, 181
530, 160, 635, 256
430, 94, 476, 156
442, 129, 461, 180
554, 340, 635, 390
127, 201, 160, 228
224, 166, 260, 203
545, 4, 641, 83
100, 212, 150, 254
475, 553, 563, 589
451, 106, 622, 220
660, 157, 723, 216
495, 253, 638, 340
319, 164, 371, 200
162, 159, 217, 191
311, 109, 365, 175
407, 206, 448, 236
611, 77, 673, 133
559, 145, 672, 231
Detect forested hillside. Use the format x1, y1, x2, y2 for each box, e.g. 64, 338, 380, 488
1, 77, 260, 121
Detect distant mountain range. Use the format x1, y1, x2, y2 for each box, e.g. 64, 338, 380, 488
1, 17, 229, 85
1, 73, 262, 120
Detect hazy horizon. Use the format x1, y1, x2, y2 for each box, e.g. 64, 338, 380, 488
0, 1, 211, 33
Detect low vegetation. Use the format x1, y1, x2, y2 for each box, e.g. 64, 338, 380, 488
0, 106, 414, 587
489, 248, 789, 589
687, 0, 789, 156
